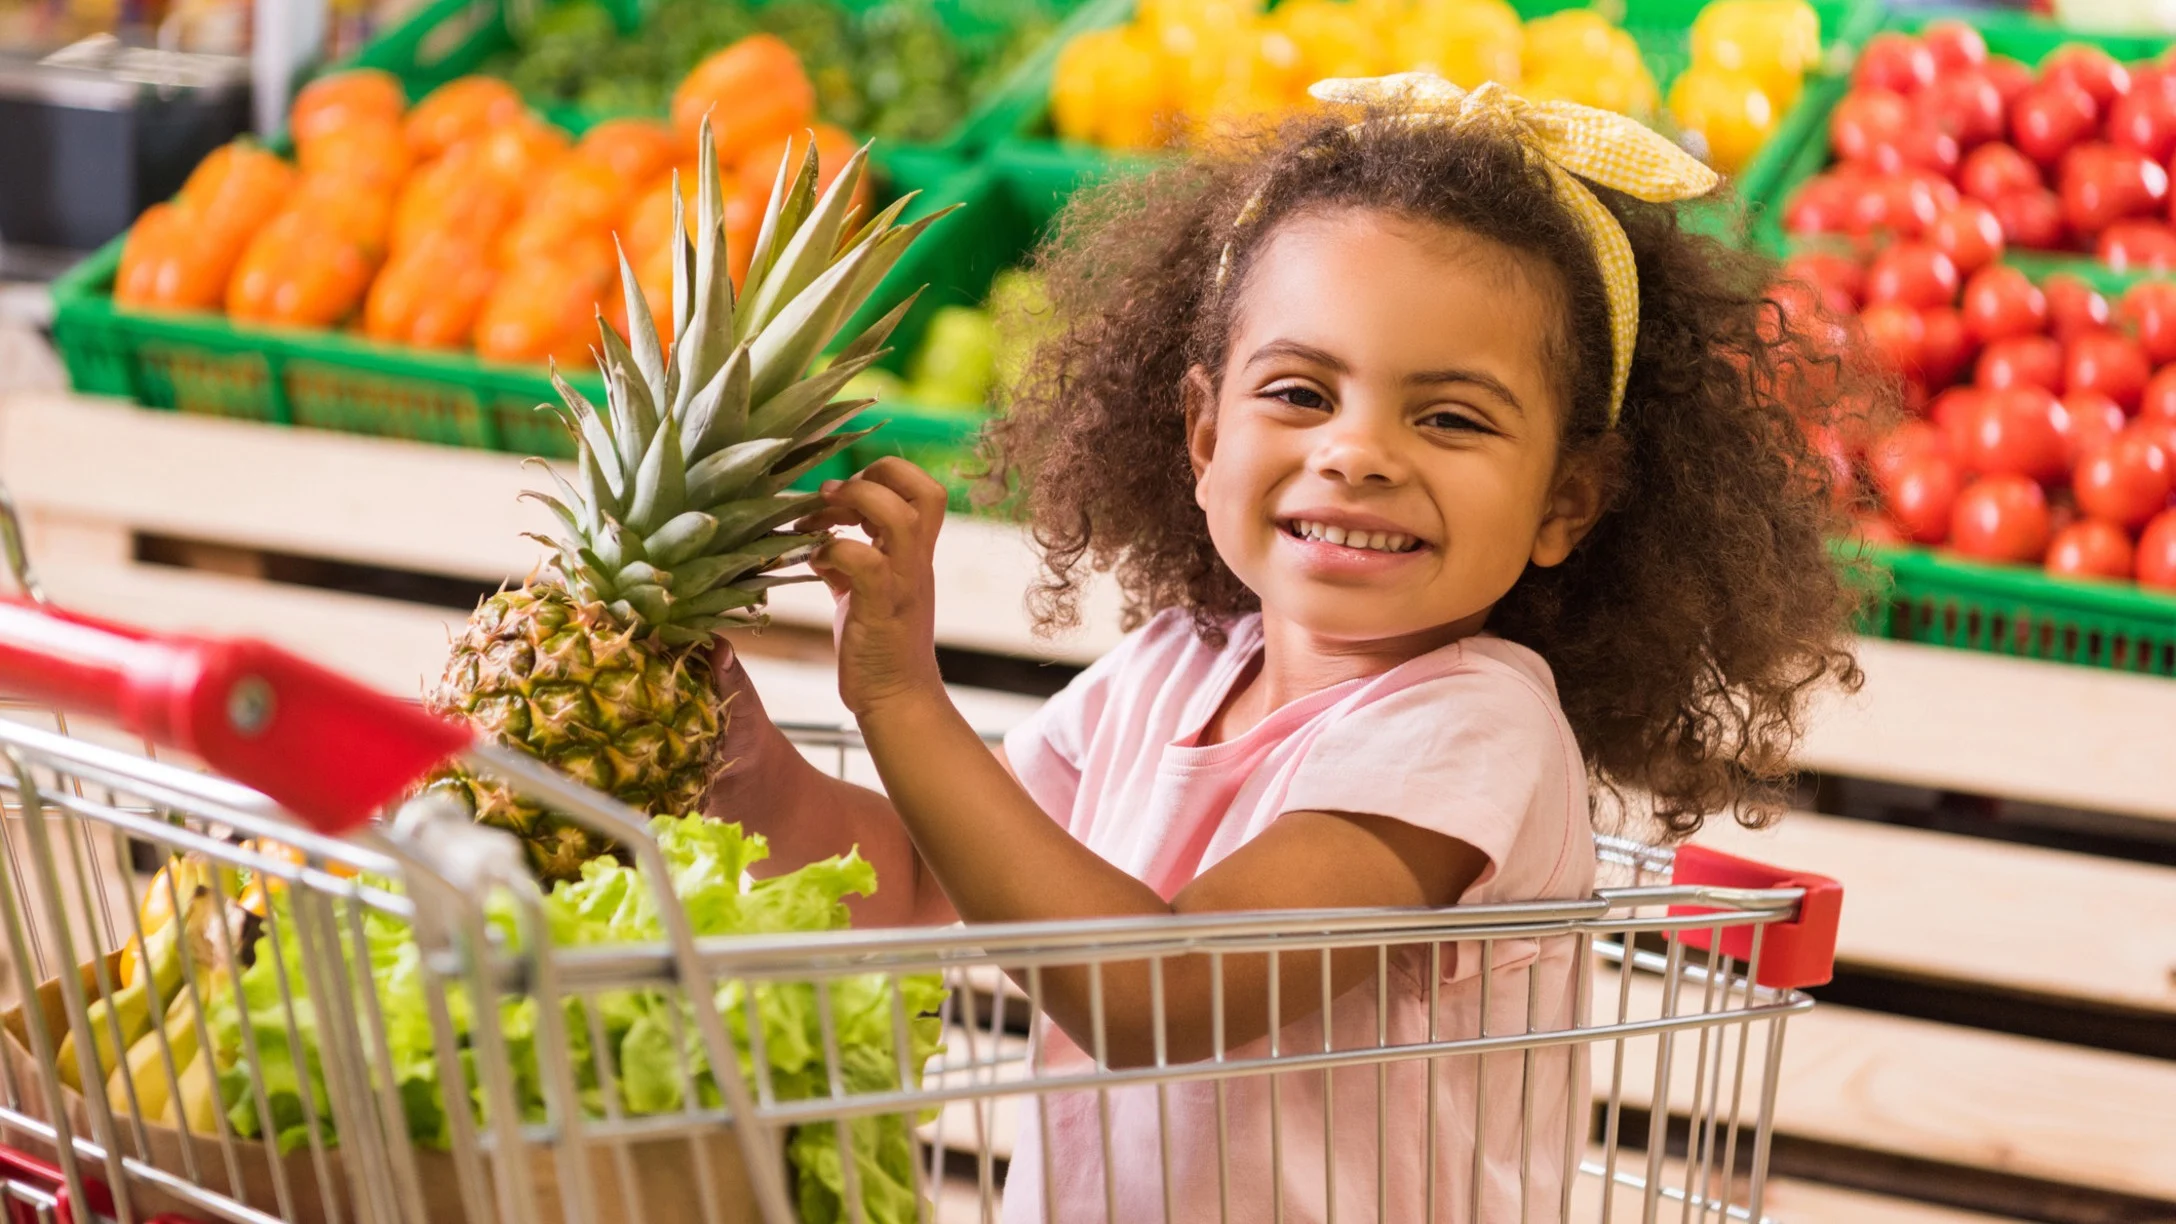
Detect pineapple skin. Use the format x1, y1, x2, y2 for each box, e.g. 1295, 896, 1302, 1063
427, 586, 722, 881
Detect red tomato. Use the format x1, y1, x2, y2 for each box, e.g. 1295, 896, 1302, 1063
2059, 388, 2128, 463
1930, 385, 1987, 440
1976, 334, 2065, 392
1784, 173, 1856, 235
2040, 43, 2133, 111
2065, 329, 2152, 411
2107, 87, 2176, 163
1922, 20, 1988, 73
1850, 176, 1944, 237
1917, 306, 1977, 388
1865, 243, 1961, 309
1883, 452, 1963, 543
2141, 366, 2176, 422
1950, 475, 2053, 562
2097, 220, 2176, 272
1987, 188, 2067, 248
1957, 386, 2069, 480
1917, 72, 2008, 148
1852, 514, 1910, 546
2131, 417, 2176, 464
1927, 201, 2007, 274
1784, 252, 1865, 312
1856, 33, 1938, 96
2043, 273, 2112, 340
1869, 420, 1951, 485
1982, 55, 2035, 107
2074, 432, 2174, 527
1859, 302, 1928, 379
2120, 280, 2176, 363
1959, 143, 2043, 201
2058, 144, 2170, 234
2009, 81, 2100, 169
2045, 519, 2137, 579
1959, 264, 2048, 343
2137, 509, 2176, 587
1830, 89, 1915, 164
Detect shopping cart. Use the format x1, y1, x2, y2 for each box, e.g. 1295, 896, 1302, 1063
0, 525, 1841, 1224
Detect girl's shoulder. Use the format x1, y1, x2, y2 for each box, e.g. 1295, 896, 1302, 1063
1083, 608, 1257, 687
1356, 633, 1566, 724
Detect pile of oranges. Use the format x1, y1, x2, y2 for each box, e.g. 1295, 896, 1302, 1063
114, 34, 867, 366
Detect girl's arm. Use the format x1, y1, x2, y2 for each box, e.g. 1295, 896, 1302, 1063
704, 651, 962, 929
808, 460, 1488, 1067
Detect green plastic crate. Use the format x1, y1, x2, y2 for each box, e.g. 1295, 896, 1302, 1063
1753, 8, 2176, 272
1859, 542, 2176, 675
836, 160, 1071, 511
985, 0, 1885, 246
48, 150, 963, 477
348, 0, 1121, 155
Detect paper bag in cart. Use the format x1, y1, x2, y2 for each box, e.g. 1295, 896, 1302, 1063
3, 957, 756, 1224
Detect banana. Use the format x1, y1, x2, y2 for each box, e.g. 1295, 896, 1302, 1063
173, 1048, 219, 1134
58, 916, 184, 1093
107, 995, 200, 1121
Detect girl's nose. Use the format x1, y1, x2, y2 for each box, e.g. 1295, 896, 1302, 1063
1308, 401, 1408, 488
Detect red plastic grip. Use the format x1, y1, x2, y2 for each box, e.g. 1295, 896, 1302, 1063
1666, 843, 1842, 990
0, 598, 471, 834
0, 1142, 115, 1224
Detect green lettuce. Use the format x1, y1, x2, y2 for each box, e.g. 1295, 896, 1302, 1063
205, 816, 945, 1222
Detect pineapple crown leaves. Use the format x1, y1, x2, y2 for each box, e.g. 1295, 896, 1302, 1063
518, 114, 956, 639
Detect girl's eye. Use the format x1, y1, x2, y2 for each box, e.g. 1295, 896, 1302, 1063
1421, 409, 1491, 434
1266, 384, 1329, 410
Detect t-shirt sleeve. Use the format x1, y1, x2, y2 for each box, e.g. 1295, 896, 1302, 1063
1280, 660, 1575, 898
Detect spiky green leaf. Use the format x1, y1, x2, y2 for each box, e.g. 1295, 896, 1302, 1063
615, 237, 668, 409
626, 414, 686, 535
616, 583, 671, 625
745, 241, 877, 405
707, 491, 822, 542
518, 491, 583, 541
686, 436, 795, 508
598, 322, 658, 452
646, 511, 718, 567
741, 142, 871, 336
757, 428, 875, 496
551, 367, 623, 502
738, 142, 820, 333
745, 350, 879, 440
681, 343, 753, 463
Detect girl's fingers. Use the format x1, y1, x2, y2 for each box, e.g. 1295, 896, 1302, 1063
809, 535, 890, 595
820, 476, 922, 553
793, 505, 867, 532
857, 457, 950, 533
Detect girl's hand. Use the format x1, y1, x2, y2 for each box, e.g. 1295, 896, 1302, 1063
705, 640, 801, 807
801, 457, 948, 721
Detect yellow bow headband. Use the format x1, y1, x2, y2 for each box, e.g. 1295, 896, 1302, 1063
1215, 75, 1720, 427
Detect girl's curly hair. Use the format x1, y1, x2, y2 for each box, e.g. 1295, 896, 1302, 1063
983, 107, 1877, 838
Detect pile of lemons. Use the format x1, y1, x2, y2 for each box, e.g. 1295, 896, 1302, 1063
1050, 0, 1820, 175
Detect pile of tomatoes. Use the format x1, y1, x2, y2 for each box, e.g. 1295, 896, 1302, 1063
1784, 23, 2176, 273
1787, 237, 2176, 589
113, 35, 864, 367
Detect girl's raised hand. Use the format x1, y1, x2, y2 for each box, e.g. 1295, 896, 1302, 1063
801, 457, 948, 720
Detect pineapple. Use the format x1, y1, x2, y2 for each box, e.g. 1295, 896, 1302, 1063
427, 117, 943, 880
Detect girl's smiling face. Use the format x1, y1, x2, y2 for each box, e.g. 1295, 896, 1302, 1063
1188, 207, 1607, 649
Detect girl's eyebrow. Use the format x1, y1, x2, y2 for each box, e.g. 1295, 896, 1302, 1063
1245, 338, 1526, 416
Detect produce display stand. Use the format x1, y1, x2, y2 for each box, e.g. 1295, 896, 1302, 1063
5, 384, 2176, 1222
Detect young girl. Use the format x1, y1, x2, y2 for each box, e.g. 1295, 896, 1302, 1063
711, 76, 1866, 1223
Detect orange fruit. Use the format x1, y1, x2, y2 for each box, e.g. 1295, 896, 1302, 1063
736, 123, 868, 211
226, 212, 372, 327
604, 241, 679, 350
296, 118, 412, 193
289, 69, 406, 145
405, 75, 528, 162
177, 140, 296, 256
389, 145, 524, 255
114, 204, 229, 310
474, 247, 615, 365
670, 35, 815, 167
465, 117, 570, 183
617, 173, 698, 265
291, 174, 396, 257
364, 231, 497, 349
576, 117, 683, 188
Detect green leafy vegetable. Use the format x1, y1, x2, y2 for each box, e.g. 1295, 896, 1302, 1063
205, 816, 943, 1223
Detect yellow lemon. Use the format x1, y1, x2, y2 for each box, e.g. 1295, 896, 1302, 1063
1279, 0, 1389, 81
1667, 65, 1776, 175
1690, 0, 1810, 111
1521, 8, 1617, 73
1400, 2, 1523, 87
1524, 62, 1660, 116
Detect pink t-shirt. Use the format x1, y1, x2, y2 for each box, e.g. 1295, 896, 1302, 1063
1000, 610, 1596, 1224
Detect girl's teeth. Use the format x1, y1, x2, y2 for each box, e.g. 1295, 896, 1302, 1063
1290, 521, 1416, 553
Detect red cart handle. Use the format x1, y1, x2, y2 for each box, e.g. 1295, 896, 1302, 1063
0, 598, 471, 834
1667, 843, 1843, 990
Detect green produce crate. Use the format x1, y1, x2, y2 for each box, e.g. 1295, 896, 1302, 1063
48, 152, 963, 477
1859, 542, 2176, 675
349, 0, 1123, 155
1753, 8, 2176, 275
986, 0, 1885, 247
838, 160, 1070, 512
